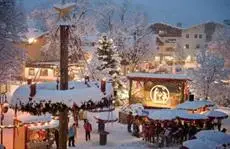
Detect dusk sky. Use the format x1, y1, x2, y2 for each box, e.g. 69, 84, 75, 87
23, 0, 230, 27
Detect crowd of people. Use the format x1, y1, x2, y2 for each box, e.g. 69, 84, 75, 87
127, 112, 227, 148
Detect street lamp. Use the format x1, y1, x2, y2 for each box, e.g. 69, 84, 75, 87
28, 37, 37, 44
0, 93, 8, 144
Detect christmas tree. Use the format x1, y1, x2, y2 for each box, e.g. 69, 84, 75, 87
97, 35, 120, 77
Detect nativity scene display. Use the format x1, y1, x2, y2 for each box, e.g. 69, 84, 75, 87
127, 73, 190, 108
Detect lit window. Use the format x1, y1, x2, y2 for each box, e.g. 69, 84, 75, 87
40, 69, 48, 76
199, 34, 202, 39
155, 56, 160, 61
185, 44, 189, 49
186, 34, 189, 38
54, 69, 59, 77
28, 68, 35, 76
194, 34, 198, 38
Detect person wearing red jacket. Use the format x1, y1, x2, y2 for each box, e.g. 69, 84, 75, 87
84, 120, 92, 141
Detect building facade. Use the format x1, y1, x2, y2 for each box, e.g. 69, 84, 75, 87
149, 22, 226, 72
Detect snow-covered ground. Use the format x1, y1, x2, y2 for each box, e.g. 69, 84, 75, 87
2, 107, 230, 149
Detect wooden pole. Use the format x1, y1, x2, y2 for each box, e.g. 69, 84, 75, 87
13, 105, 17, 149
58, 25, 69, 149
128, 79, 132, 104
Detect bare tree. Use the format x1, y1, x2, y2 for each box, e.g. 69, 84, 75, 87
189, 48, 226, 99
0, 0, 26, 83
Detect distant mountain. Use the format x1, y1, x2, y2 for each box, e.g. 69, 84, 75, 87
23, 0, 230, 27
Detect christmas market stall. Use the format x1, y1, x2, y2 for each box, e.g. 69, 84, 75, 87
176, 99, 215, 114
13, 113, 60, 149
10, 80, 113, 149
181, 139, 219, 149
118, 103, 144, 124
127, 73, 190, 109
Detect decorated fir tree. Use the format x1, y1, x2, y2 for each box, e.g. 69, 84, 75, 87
97, 35, 120, 77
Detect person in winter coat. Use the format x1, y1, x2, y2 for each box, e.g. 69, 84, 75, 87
127, 112, 133, 133
84, 120, 92, 141
54, 129, 59, 149
68, 123, 76, 147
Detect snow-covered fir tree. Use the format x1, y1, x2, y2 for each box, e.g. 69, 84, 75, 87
96, 35, 120, 77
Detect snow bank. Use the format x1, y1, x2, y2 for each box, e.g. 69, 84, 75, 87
11, 81, 113, 108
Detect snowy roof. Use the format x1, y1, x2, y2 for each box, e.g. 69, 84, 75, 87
95, 111, 117, 121
147, 109, 177, 120
21, 28, 48, 42
205, 110, 228, 119
195, 130, 230, 145
176, 100, 215, 110
28, 119, 59, 130
183, 139, 218, 149
11, 81, 113, 108
183, 21, 226, 31
127, 73, 190, 80
53, 2, 76, 10
146, 109, 207, 120
17, 113, 52, 123
27, 115, 75, 130
177, 112, 208, 120
120, 103, 144, 115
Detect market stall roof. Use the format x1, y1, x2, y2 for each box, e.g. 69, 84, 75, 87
147, 109, 177, 121
120, 103, 144, 115
176, 100, 214, 110
177, 112, 208, 121
205, 110, 228, 119
127, 73, 191, 81
195, 130, 230, 145
94, 111, 118, 123
17, 113, 52, 124
182, 139, 219, 149
11, 81, 113, 108
27, 115, 75, 130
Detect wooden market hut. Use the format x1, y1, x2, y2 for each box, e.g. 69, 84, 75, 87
127, 73, 191, 109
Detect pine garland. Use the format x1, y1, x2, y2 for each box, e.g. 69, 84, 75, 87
18, 97, 115, 115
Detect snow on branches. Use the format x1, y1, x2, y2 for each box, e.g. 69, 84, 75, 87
0, 0, 26, 83
94, 35, 120, 78
189, 48, 226, 100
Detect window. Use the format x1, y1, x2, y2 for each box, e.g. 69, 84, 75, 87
185, 44, 189, 49
40, 69, 48, 76
196, 44, 200, 49
186, 34, 189, 38
199, 34, 202, 39
54, 69, 60, 77
28, 68, 35, 76
194, 34, 198, 38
